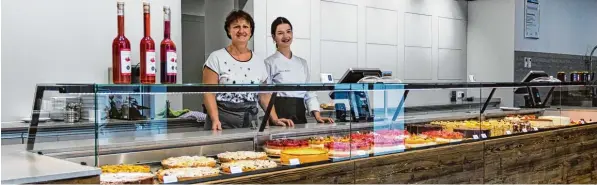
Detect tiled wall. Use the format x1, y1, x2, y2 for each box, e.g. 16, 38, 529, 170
513, 51, 596, 106
514, 51, 594, 81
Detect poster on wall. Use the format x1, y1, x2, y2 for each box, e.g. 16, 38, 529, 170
525, 0, 540, 39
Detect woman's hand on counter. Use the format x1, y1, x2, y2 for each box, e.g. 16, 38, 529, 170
273, 118, 295, 127
211, 120, 223, 130
313, 111, 334, 123
316, 116, 335, 123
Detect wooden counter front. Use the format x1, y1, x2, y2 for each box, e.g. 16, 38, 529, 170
207, 124, 597, 184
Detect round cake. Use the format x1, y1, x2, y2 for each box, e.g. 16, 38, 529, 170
280, 148, 329, 165
325, 141, 371, 157
263, 139, 309, 156
405, 135, 436, 149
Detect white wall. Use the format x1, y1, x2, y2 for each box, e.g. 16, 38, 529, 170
1, 0, 183, 122
253, 0, 468, 105
515, 0, 597, 55
467, 0, 516, 106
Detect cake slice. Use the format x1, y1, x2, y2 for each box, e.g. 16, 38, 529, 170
161, 156, 217, 169
220, 160, 278, 173
156, 167, 219, 183
100, 172, 154, 185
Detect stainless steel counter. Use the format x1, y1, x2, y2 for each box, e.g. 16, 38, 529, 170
1, 149, 100, 184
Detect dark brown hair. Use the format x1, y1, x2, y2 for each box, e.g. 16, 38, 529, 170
224, 10, 255, 39
270, 17, 293, 38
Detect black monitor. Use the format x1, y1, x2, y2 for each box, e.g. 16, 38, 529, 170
337, 68, 383, 83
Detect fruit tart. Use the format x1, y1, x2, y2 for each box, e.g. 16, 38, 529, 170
263, 139, 309, 156
308, 136, 342, 149
405, 135, 436, 149
421, 131, 464, 144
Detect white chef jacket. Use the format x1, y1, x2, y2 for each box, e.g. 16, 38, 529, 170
264, 51, 320, 112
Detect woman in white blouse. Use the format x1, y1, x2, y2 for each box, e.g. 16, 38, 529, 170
265, 17, 334, 124
202, 11, 294, 130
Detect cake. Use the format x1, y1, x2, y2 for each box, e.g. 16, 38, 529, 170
156, 167, 219, 183
217, 151, 268, 163
405, 135, 436, 149
529, 119, 555, 128
100, 164, 151, 173
538, 116, 571, 126
453, 128, 491, 138
263, 139, 309, 156
371, 137, 405, 153
100, 172, 154, 185
421, 131, 464, 144
325, 141, 371, 157
161, 156, 217, 169
280, 148, 329, 165
309, 136, 345, 149
220, 160, 278, 173
407, 124, 443, 134
373, 130, 410, 140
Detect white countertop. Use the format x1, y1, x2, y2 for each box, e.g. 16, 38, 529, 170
1, 149, 100, 184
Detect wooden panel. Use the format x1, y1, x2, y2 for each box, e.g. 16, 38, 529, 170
207, 161, 354, 184
484, 124, 597, 184
204, 124, 597, 184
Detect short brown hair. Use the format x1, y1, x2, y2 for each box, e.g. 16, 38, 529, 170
224, 10, 255, 39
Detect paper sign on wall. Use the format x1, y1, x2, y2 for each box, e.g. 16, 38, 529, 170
524, 0, 540, 39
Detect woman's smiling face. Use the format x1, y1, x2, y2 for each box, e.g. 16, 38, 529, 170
273, 23, 293, 48
228, 19, 252, 44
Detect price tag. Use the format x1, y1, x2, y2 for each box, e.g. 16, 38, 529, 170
533, 127, 539, 131
289, 158, 300, 165
522, 128, 528, 133
357, 150, 367, 156
230, 166, 243, 174
481, 134, 488, 139
506, 130, 512, 135
473, 135, 480, 139
163, 175, 178, 183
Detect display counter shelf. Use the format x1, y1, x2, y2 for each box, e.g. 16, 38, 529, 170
7, 82, 596, 184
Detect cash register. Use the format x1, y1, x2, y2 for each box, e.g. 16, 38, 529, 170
330, 68, 382, 122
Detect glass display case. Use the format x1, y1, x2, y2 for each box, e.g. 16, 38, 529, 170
23, 81, 596, 184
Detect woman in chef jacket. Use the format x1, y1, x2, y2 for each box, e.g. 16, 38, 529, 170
203, 11, 294, 130
265, 17, 334, 124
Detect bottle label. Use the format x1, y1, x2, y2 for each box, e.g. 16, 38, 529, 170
166, 51, 177, 75
120, 50, 131, 75
146, 51, 156, 76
